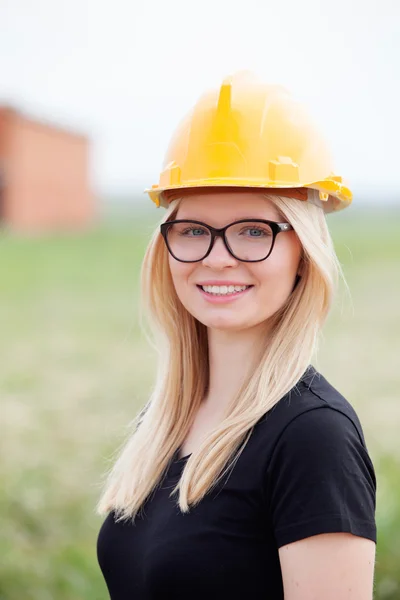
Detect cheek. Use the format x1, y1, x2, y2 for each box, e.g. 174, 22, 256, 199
169, 257, 194, 298
254, 241, 301, 297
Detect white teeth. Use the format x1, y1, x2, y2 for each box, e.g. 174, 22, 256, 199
201, 285, 250, 295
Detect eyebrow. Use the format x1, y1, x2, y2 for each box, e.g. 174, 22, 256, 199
176, 216, 283, 222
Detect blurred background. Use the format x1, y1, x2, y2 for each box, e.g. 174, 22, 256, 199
0, 0, 399, 598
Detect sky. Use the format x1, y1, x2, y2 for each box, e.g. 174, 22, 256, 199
0, 0, 399, 204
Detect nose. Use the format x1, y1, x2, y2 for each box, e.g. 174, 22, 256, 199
201, 235, 238, 268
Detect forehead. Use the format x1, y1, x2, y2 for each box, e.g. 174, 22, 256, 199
175, 190, 284, 224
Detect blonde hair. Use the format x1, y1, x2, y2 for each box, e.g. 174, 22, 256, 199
97, 190, 346, 521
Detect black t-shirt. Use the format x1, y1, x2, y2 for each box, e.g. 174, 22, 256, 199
97, 365, 377, 599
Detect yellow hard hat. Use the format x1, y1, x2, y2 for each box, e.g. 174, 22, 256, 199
145, 71, 352, 213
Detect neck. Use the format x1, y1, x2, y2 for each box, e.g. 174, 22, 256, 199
203, 321, 270, 413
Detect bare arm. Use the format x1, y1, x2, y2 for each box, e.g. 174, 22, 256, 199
279, 532, 376, 600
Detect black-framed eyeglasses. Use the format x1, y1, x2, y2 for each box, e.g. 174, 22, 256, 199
160, 219, 294, 263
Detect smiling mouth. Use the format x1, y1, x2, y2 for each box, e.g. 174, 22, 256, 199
196, 284, 254, 297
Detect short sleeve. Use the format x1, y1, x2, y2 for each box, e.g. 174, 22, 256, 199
264, 407, 377, 548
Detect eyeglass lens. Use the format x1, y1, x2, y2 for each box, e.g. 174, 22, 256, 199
166, 221, 274, 261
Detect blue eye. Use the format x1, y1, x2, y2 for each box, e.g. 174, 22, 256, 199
239, 226, 271, 237
180, 226, 208, 236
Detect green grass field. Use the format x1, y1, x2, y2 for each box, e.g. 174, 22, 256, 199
1, 206, 399, 599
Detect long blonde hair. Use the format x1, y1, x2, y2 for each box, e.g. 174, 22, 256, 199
97, 190, 345, 521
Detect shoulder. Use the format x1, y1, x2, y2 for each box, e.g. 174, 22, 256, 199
256, 364, 369, 452
253, 366, 377, 547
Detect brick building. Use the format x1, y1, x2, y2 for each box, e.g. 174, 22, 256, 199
0, 106, 95, 233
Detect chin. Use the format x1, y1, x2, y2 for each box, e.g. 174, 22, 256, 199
194, 306, 278, 332
195, 313, 251, 331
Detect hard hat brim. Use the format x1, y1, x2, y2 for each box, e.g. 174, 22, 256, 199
145, 179, 352, 213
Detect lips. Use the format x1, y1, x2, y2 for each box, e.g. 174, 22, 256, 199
197, 281, 254, 286
198, 285, 251, 293
196, 284, 254, 303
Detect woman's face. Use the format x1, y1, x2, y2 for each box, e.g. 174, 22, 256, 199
167, 190, 303, 332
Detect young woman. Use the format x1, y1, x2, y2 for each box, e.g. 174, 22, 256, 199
97, 72, 377, 599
